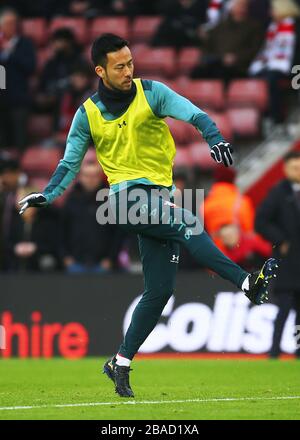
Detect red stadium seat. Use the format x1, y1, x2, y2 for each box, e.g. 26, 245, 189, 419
166, 118, 188, 145
132, 46, 176, 78
49, 17, 88, 45
21, 147, 62, 177
227, 79, 269, 112
28, 177, 50, 192
28, 115, 54, 141
178, 48, 201, 75
227, 108, 261, 137
130, 43, 149, 55
89, 17, 130, 43
22, 18, 48, 47
188, 142, 218, 170
206, 111, 233, 142
174, 146, 192, 168
166, 117, 199, 145
131, 16, 163, 43
144, 75, 176, 89
174, 78, 225, 110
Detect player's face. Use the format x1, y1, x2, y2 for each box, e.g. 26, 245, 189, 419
284, 158, 300, 184
95, 46, 134, 92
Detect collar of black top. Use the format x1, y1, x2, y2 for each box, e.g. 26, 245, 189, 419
97, 78, 137, 117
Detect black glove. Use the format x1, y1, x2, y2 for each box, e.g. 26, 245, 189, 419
211, 141, 234, 167
18, 192, 48, 215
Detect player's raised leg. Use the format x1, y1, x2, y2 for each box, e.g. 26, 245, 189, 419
110, 186, 278, 305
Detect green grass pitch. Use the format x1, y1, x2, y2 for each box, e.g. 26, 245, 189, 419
0, 358, 299, 420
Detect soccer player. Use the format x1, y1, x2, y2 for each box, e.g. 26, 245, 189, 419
19, 34, 278, 398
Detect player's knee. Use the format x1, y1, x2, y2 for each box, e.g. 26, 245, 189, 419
141, 287, 174, 307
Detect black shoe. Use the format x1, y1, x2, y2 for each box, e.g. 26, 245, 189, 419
244, 258, 279, 305
103, 356, 134, 398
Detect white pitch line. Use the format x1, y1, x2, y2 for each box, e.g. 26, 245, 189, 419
0, 396, 300, 412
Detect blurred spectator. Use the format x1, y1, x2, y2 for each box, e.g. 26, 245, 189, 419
37, 28, 84, 129
0, 8, 36, 150
58, 62, 94, 136
0, 155, 24, 270
0, 155, 23, 194
216, 223, 272, 270
205, 0, 270, 29
0, 157, 24, 252
151, 0, 209, 48
249, 0, 300, 126
4, 186, 61, 272
61, 161, 126, 274
255, 151, 300, 359
191, 0, 264, 81
201, 166, 255, 249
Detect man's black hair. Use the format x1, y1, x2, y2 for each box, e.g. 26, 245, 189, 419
91, 33, 129, 68
283, 150, 300, 162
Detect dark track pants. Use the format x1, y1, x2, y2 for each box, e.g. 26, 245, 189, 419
109, 185, 249, 359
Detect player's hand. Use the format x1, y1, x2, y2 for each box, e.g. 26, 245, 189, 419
18, 192, 47, 215
211, 141, 234, 167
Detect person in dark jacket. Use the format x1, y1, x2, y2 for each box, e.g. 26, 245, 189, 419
0, 8, 36, 150
255, 151, 300, 358
191, 0, 264, 81
37, 28, 85, 130
61, 161, 127, 273
5, 186, 61, 272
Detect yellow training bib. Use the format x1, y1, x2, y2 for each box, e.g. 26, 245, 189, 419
83, 78, 176, 186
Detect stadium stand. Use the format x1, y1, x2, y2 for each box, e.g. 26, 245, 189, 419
49, 17, 88, 45
22, 18, 48, 47
227, 79, 269, 112
1, 1, 300, 274
89, 17, 130, 42
227, 107, 261, 138
175, 78, 225, 111
132, 45, 176, 77
131, 16, 163, 43
21, 147, 62, 177
178, 47, 202, 75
